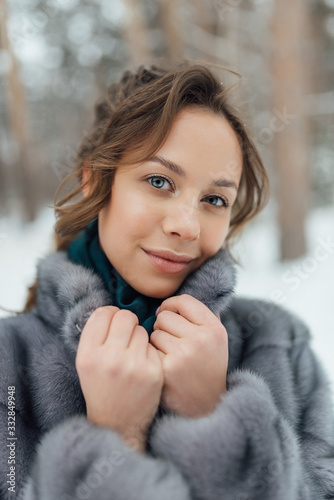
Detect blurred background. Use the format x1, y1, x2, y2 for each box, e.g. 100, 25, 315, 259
0, 0, 333, 388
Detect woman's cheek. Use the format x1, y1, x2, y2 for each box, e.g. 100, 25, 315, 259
204, 220, 229, 255
131, 194, 156, 222
116, 189, 147, 222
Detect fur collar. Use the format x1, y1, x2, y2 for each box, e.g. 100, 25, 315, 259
35, 249, 237, 356
20, 249, 238, 432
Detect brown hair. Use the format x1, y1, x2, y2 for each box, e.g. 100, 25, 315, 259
24, 61, 269, 311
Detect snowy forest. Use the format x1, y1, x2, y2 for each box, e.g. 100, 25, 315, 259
1, 0, 334, 258
0, 0, 334, 387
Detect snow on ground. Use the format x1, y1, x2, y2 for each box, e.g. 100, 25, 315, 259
0, 205, 333, 396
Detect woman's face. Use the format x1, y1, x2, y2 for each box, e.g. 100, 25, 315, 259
98, 108, 243, 298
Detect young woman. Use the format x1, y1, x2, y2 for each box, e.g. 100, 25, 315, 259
0, 63, 333, 500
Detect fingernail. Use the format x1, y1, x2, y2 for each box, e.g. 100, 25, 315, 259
155, 306, 160, 316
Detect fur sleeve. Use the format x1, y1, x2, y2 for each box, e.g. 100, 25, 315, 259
290, 343, 334, 497
148, 366, 334, 500
17, 416, 191, 500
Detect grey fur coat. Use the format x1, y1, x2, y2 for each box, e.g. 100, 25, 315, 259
0, 249, 333, 499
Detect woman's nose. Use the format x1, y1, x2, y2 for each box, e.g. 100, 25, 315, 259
162, 201, 200, 241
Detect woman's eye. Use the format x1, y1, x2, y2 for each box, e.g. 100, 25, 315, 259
204, 195, 229, 207
148, 176, 172, 190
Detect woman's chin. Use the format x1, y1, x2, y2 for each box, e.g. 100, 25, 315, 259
130, 278, 181, 300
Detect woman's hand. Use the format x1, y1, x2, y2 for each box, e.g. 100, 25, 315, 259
75, 306, 164, 452
150, 294, 228, 418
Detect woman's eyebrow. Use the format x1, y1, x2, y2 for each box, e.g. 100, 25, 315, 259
149, 155, 186, 177
212, 178, 238, 190
148, 155, 238, 190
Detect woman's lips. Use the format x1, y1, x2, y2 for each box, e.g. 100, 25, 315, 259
143, 249, 195, 274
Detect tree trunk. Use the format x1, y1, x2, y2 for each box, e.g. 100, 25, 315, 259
188, 0, 217, 63
0, 0, 36, 221
159, 0, 185, 62
122, 0, 151, 66
0, 157, 6, 212
270, 0, 311, 260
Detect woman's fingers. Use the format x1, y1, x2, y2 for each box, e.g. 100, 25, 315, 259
147, 341, 165, 363
153, 309, 190, 338
150, 329, 176, 354
78, 306, 119, 351
158, 294, 213, 326
80, 306, 149, 353
128, 325, 150, 355
105, 309, 139, 349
